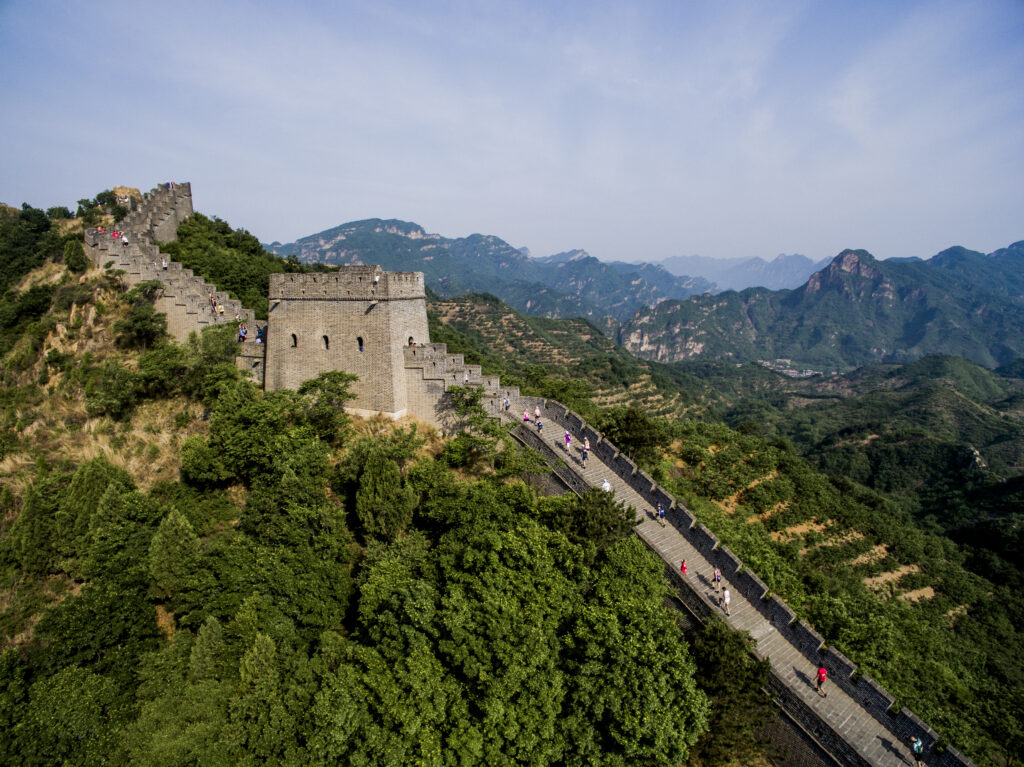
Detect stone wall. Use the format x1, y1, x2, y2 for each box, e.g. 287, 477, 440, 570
84, 183, 256, 346
537, 400, 974, 767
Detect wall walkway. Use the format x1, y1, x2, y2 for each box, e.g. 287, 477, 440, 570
494, 394, 973, 767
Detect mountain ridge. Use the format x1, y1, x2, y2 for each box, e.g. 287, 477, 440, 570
620, 244, 1024, 371
265, 219, 712, 322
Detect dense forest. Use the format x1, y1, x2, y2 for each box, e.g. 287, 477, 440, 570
1, 201, 1022, 765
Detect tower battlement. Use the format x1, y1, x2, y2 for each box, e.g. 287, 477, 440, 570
269, 269, 425, 301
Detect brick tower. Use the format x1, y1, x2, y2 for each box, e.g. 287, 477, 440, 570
263, 267, 429, 418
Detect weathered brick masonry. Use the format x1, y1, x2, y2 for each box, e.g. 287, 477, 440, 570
85, 182, 506, 423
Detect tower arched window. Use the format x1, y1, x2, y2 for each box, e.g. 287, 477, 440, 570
323, 335, 329, 350
357, 336, 364, 352
408, 336, 414, 346
291, 333, 297, 348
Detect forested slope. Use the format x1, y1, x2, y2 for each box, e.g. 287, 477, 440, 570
0, 203, 783, 766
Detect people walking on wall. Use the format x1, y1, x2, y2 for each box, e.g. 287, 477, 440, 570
464, 371, 469, 384
658, 503, 666, 526
581, 437, 590, 468
162, 257, 168, 271
217, 303, 225, 317
909, 736, 925, 767
601, 478, 611, 492
503, 394, 510, 411
523, 411, 530, 424
536, 418, 543, 433
816, 667, 828, 697
256, 325, 265, 344
680, 559, 688, 575
722, 588, 731, 616
564, 431, 571, 451
238, 324, 247, 343
121, 234, 128, 249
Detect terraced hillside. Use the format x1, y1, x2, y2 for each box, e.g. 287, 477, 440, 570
654, 421, 1024, 764
429, 293, 706, 418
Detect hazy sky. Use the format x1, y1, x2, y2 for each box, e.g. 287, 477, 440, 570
1, 1, 1022, 263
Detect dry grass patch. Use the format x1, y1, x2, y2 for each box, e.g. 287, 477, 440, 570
715, 471, 778, 515
901, 586, 936, 602
863, 564, 920, 590
946, 604, 968, 626
155, 605, 176, 638
770, 519, 827, 542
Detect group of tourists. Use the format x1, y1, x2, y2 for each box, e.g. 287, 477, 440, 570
521, 403, 594, 469
99, 228, 129, 249
678, 559, 731, 617
236, 322, 266, 343
208, 292, 224, 318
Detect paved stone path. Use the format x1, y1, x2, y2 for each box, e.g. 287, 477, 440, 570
502, 402, 921, 767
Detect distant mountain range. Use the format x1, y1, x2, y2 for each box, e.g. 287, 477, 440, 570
265, 221, 711, 322
654, 253, 830, 291
619, 242, 1024, 371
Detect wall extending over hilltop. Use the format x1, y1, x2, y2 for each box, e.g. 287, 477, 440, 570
83, 183, 257, 347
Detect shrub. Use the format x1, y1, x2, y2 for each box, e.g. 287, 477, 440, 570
62, 240, 89, 273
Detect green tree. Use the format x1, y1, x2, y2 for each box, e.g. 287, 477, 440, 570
223, 634, 298, 766
685, 617, 773, 766
54, 459, 134, 565
561, 538, 710, 767
148, 509, 202, 601
354, 448, 417, 541
297, 370, 357, 445
113, 303, 167, 349
539, 488, 635, 560
84, 360, 141, 420
10, 485, 59, 575
598, 405, 667, 464
63, 238, 89, 273
23, 666, 121, 766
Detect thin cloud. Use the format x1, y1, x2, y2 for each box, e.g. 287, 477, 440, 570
0, 1, 1021, 262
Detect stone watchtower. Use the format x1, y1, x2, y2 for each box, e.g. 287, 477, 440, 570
263, 268, 430, 418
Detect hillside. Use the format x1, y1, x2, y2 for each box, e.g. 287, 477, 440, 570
621, 244, 1024, 370
0, 209, 781, 767
266, 219, 711, 322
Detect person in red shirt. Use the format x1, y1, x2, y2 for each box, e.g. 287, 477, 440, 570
816, 667, 828, 697
680, 560, 688, 575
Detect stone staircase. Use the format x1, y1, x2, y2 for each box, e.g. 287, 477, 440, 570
403, 343, 509, 424
493, 395, 974, 767
83, 183, 258, 345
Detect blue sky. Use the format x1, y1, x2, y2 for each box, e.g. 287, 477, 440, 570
1, 0, 1022, 263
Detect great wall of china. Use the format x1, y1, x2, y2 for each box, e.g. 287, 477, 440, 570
84, 182, 972, 767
